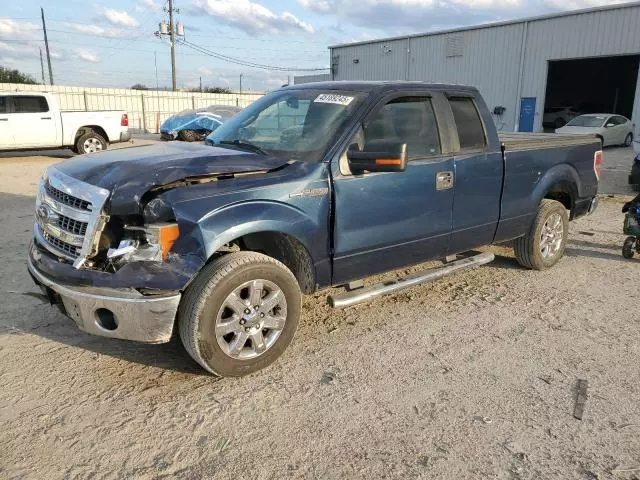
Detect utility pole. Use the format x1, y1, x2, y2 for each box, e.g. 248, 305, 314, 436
156, 3, 183, 91
168, 0, 177, 91
154, 51, 159, 90
39, 47, 46, 85
199, 76, 202, 93
41, 7, 54, 85
239, 73, 243, 94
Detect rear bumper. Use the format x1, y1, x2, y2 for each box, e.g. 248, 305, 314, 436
630, 159, 640, 186
573, 196, 599, 219
118, 130, 132, 143
28, 252, 180, 344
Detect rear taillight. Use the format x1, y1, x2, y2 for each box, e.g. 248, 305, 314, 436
594, 150, 603, 181
121, 113, 128, 127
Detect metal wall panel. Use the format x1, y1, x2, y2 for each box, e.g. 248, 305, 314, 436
332, 38, 409, 81
521, 6, 640, 131
408, 23, 524, 131
293, 74, 331, 84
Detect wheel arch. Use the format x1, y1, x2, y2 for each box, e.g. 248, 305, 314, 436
186, 200, 328, 294
75, 125, 109, 143
534, 163, 581, 217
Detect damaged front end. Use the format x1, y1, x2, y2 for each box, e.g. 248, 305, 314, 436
28, 148, 291, 343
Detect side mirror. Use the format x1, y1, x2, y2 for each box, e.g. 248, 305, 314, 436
606, 123, 615, 128
347, 140, 408, 173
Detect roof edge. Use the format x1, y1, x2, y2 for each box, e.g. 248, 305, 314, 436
328, 1, 640, 49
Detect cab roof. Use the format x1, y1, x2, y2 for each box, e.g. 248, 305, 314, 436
284, 80, 479, 94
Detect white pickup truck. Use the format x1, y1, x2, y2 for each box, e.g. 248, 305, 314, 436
0, 92, 131, 154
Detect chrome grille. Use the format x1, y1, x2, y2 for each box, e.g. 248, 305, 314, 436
42, 231, 79, 258
58, 215, 88, 236
35, 167, 110, 267
45, 181, 92, 211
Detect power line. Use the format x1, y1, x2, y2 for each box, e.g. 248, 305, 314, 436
1, 36, 327, 60
180, 39, 329, 72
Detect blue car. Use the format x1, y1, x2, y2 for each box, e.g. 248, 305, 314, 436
160, 105, 241, 142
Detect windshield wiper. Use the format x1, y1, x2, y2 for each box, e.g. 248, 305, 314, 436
218, 139, 269, 156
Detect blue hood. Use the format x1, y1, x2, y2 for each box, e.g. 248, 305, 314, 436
54, 142, 291, 215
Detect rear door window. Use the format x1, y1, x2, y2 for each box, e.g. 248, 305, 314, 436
448, 97, 486, 150
12, 95, 49, 113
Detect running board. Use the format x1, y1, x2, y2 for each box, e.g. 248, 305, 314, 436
327, 252, 495, 309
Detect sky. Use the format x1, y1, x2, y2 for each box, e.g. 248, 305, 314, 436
0, 0, 632, 92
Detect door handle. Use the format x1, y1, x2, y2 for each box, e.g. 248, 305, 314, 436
41, 117, 52, 120
436, 171, 454, 190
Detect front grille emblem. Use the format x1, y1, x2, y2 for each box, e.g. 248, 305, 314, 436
37, 204, 60, 225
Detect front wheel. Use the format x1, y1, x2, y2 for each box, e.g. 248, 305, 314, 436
622, 236, 636, 259
513, 199, 569, 270
624, 133, 633, 147
177, 129, 204, 142
178, 252, 301, 377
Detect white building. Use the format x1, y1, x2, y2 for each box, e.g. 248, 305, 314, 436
322, 2, 640, 133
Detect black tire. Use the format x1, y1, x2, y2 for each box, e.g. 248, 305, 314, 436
75, 130, 107, 154
178, 252, 301, 377
596, 135, 604, 148
177, 129, 203, 142
513, 199, 569, 270
622, 236, 636, 259
624, 133, 633, 147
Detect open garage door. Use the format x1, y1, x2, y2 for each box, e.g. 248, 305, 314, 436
543, 55, 639, 131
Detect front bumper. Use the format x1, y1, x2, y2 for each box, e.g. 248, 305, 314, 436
28, 254, 181, 344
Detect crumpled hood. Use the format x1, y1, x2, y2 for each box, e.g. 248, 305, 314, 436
54, 142, 291, 215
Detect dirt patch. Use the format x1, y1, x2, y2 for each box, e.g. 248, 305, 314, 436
0, 156, 638, 479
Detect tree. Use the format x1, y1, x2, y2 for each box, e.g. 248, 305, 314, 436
188, 86, 232, 94
205, 86, 232, 94
131, 83, 148, 90
0, 66, 37, 84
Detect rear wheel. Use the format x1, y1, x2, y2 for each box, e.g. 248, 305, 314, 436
622, 236, 636, 259
624, 133, 633, 147
178, 252, 301, 377
75, 131, 107, 154
513, 199, 569, 270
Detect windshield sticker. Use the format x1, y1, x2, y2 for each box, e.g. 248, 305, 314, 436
314, 94, 355, 106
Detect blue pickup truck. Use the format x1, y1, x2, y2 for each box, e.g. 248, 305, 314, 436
28, 81, 601, 376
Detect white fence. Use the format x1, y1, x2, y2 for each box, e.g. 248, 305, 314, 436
0, 84, 264, 133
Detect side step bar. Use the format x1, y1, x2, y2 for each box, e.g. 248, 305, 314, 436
327, 252, 495, 309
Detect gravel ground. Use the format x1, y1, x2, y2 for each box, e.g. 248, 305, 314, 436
0, 146, 639, 480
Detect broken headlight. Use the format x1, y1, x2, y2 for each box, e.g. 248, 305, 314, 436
107, 223, 179, 263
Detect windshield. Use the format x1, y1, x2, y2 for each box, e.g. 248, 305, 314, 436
566, 115, 606, 128
206, 89, 367, 162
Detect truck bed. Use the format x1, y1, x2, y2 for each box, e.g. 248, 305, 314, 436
499, 132, 599, 151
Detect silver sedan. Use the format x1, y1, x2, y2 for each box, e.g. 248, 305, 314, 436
556, 114, 634, 147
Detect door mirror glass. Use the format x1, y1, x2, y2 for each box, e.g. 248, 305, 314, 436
347, 139, 408, 173
606, 123, 615, 128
